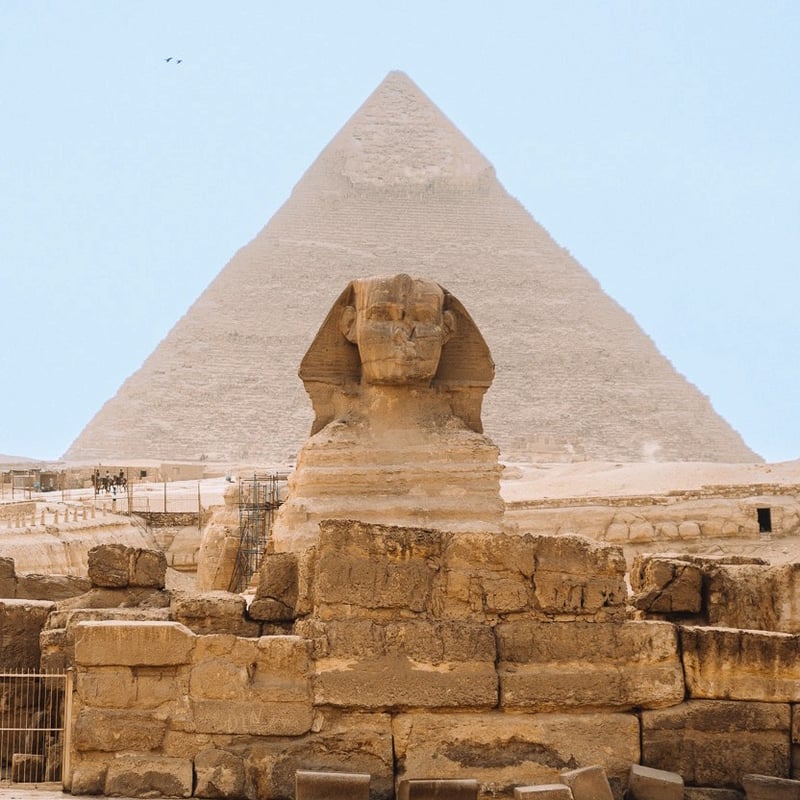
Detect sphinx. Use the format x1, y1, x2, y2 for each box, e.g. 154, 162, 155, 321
269, 273, 505, 552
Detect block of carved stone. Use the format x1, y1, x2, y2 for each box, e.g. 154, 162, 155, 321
250, 552, 298, 621
628, 764, 684, 800
514, 784, 573, 800
11, 753, 44, 783
171, 590, 260, 636
642, 700, 790, 786
630, 555, 702, 614
681, 627, 800, 701
559, 765, 613, 800
397, 778, 479, 800
88, 544, 166, 588
0, 598, 54, 669
296, 769, 370, 800
683, 790, 744, 800
104, 754, 192, 798
194, 749, 245, 799
741, 774, 800, 800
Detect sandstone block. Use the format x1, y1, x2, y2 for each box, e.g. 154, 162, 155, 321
514, 786, 573, 800
497, 620, 683, 711
314, 520, 444, 614
241, 711, 394, 800
0, 599, 54, 669
192, 698, 313, 736
398, 779, 478, 799
77, 665, 179, 709
194, 748, 246, 799
741, 775, 800, 800
628, 764, 684, 800
683, 790, 744, 800
296, 769, 370, 800
251, 552, 298, 621
526, 534, 627, 619
70, 761, 107, 794
630, 556, 702, 614
172, 591, 260, 636
11, 753, 44, 783
88, 544, 166, 588
393, 712, 639, 796
559, 765, 613, 800
104, 755, 193, 798
15, 573, 91, 600
0, 556, 16, 597
74, 708, 167, 752
641, 700, 790, 786
681, 627, 800, 701
74, 620, 195, 666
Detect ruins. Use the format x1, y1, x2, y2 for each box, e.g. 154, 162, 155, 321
1, 70, 799, 799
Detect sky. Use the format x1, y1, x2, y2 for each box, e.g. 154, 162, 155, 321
0, 1, 798, 463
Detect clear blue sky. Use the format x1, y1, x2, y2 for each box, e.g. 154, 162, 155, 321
1, 2, 797, 462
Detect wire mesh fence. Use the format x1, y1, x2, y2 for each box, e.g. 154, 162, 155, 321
0, 669, 71, 784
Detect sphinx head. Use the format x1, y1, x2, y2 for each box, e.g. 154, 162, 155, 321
339, 274, 456, 385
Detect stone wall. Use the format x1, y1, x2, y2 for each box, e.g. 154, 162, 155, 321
505, 489, 800, 548
54, 526, 800, 799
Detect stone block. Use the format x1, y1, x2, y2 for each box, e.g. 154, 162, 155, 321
526, 534, 627, 619
497, 620, 683, 710
104, 755, 193, 798
88, 544, 166, 588
74, 708, 167, 752
629, 556, 702, 614
194, 748, 246, 799
314, 520, 444, 615
77, 665, 179, 709
628, 764, 684, 800
11, 753, 45, 782
683, 791, 743, 800
641, 700, 790, 786
15, 573, 91, 600
0, 556, 16, 597
192, 698, 313, 736
559, 766, 613, 800
0, 599, 54, 669
397, 779, 478, 799
74, 620, 195, 666
741, 775, 800, 800
172, 591, 260, 636
241, 711, 394, 800
393, 712, 639, 796
251, 552, 298, 621
296, 769, 370, 800
70, 761, 108, 794
514, 786, 573, 800
681, 627, 800, 701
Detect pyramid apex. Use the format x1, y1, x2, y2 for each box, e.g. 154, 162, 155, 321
296, 72, 495, 190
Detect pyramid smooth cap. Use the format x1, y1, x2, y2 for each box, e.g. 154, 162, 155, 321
295, 70, 495, 191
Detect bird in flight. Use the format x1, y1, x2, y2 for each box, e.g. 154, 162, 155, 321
164, 57, 183, 64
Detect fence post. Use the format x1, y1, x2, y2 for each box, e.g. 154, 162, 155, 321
62, 668, 74, 789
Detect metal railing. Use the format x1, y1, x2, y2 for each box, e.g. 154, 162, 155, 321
0, 669, 72, 785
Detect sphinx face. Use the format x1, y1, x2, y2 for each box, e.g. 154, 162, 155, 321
341, 274, 455, 385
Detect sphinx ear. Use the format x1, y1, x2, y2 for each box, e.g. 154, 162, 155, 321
442, 309, 456, 344
340, 305, 358, 343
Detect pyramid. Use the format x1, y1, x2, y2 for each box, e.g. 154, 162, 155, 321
65, 72, 759, 465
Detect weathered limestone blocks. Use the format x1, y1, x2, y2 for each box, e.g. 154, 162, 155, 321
104, 754, 193, 798
296, 769, 371, 800
513, 786, 572, 800
392, 712, 639, 797
305, 520, 628, 624
239, 711, 394, 800
249, 552, 299, 622
195, 748, 247, 800
627, 764, 684, 800
75, 620, 195, 666
0, 598, 54, 668
497, 621, 684, 711
171, 591, 260, 636
630, 556, 703, 614
299, 617, 497, 708
189, 634, 313, 735
0, 555, 91, 600
641, 700, 791, 787
559, 765, 613, 800
681, 627, 800, 701
74, 708, 168, 751
88, 543, 166, 588
741, 774, 800, 800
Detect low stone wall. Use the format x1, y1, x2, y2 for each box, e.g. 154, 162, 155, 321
57, 525, 800, 799
505, 490, 800, 547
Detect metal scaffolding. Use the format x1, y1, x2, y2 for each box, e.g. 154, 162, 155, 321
229, 474, 283, 593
